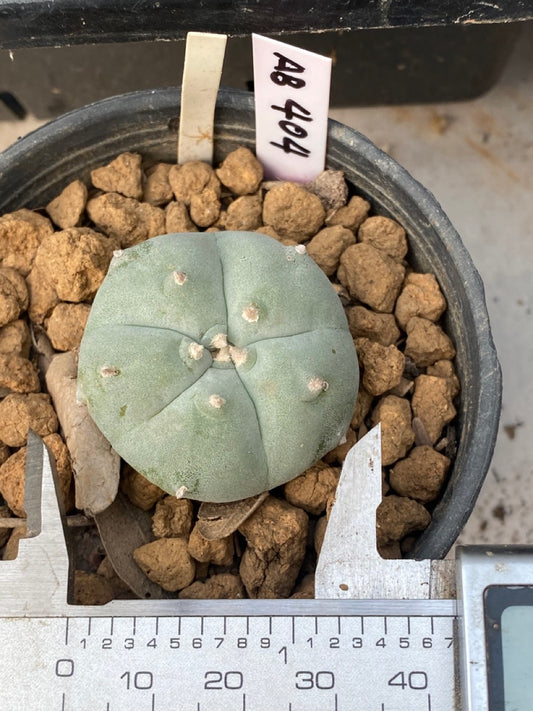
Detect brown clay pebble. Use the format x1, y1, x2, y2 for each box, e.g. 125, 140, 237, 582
390, 445, 451, 502
179, 573, 245, 600
427, 360, 460, 399
26, 265, 60, 325
255, 225, 282, 241
306, 225, 356, 276
350, 386, 374, 429
323, 427, 357, 465
395, 272, 447, 329
215, 147, 263, 195
0, 209, 53, 275
291, 574, 316, 599
305, 170, 349, 211
188, 523, 234, 565
358, 215, 408, 261
90, 152, 143, 200
46, 302, 91, 351
0, 277, 23, 329
2, 268, 29, 307
347, 305, 401, 346
382, 470, 391, 496
133, 538, 196, 592
44, 441, 73, 513
405, 317, 456, 368
0, 268, 29, 327
189, 188, 221, 228
356, 337, 405, 396
0, 442, 10, 467
376, 495, 431, 548
168, 161, 221, 205
143, 163, 174, 206
86, 194, 165, 248
152, 496, 194, 538
412, 375, 457, 444
0, 434, 71, 517
120, 464, 165, 511
0, 393, 58, 447
0, 504, 11, 548
224, 194, 263, 231
165, 201, 197, 233
44, 433, 73, 507
326, 195, 370, 232
46, 180, 88, 229
262, 182, 325, 241
74, 570, 115, 605
2, 525, 27, 560
314, 515, 328, 556
379, 541, 403, 559
338, 242, 405, 313
283, 461, 340, 515
0, 319, 31, 357
33, 227, 115, 302
371, 395, 415, 466
0, 355, 40, 394
238, 495, 308, 598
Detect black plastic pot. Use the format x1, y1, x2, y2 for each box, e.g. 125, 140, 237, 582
0, 87, 502, 560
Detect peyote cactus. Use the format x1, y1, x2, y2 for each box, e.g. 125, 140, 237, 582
77, 231, 359, 502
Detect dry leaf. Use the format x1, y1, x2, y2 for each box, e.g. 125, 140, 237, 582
197, 492, 268, 540
94, 492, 175, 600
45, 350, 120, 515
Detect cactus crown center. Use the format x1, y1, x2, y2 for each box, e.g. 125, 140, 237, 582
208, 332, 248, 367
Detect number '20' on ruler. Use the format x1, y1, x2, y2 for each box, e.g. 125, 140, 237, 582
252, 34, 332, 183
47, 614, 454, 710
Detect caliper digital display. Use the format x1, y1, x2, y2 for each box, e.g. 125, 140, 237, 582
484, 585, 533, 711
457, 547, 533, 711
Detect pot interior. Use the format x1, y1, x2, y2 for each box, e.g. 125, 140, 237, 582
0, 87, 501, 559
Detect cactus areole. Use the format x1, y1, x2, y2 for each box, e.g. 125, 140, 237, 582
77, 232, 359, 502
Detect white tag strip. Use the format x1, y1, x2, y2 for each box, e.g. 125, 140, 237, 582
252, 33, 332, 182
178, 32, 228, 165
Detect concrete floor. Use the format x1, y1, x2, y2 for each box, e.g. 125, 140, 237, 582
332, 26, 533, 548
1, 26, 532, 549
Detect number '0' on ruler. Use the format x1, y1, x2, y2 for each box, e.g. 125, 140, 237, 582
252, 34, 332, 182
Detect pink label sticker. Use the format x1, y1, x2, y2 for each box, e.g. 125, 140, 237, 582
252, 33, 332, 183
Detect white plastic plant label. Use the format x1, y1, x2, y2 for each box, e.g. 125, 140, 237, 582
252, 33, 332, 182
178, 32, 228, 165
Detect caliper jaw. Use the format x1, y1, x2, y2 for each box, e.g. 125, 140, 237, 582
315, 425, 456, 600
2, 431, 71, 615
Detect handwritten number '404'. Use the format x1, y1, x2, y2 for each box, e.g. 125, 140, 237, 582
271, 99, 312, 123
270, 136, 311, 157
270, 52, 306, 89
270, 99, 312, 157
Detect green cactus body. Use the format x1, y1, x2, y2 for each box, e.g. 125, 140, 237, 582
77, 231, 359, 502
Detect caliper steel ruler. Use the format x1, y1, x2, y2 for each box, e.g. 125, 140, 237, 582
1, 429, 527, 710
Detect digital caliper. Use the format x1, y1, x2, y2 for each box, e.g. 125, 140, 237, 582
1, 428, 531, 710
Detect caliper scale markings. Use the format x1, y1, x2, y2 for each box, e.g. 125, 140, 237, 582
0, 613, 456, 710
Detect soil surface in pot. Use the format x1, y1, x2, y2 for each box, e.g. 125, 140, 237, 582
0, 147, 459, 602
